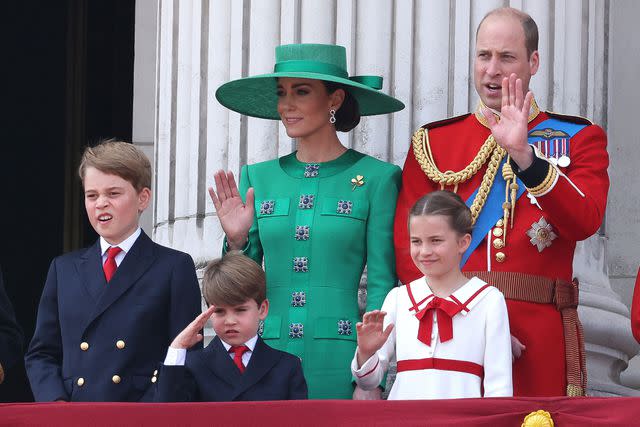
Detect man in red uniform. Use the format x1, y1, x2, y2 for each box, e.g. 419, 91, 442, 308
394, 7, 609, 396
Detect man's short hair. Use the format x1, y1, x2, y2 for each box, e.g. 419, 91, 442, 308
203, 252, 266, 307
78, 140, 152, 191
477, 7, 539, 58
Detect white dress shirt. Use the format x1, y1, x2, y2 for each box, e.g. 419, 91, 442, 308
164, 334, 259, 367
99, 228, 142, 267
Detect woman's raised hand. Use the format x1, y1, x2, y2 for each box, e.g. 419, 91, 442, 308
356, 310, 394, 367
208, 170, 255, 250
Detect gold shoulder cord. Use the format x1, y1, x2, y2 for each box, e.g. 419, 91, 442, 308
412, 128, 506, 225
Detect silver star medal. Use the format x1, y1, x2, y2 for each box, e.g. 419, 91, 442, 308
526, 217, 557, 252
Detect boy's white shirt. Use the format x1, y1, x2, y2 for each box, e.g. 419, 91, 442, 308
352, 276, 513, 399
99, 227, 141, 267
164, 334, 259, 367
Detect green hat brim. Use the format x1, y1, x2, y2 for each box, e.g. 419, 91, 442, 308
215, 71, 405, 120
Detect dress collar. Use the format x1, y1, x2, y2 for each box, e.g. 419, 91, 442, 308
279, 148, 364, 178
407, 276, 492, 316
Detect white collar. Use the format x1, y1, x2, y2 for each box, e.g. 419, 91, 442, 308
407, 276, 493, 316
100, 228, 142, 257
220, 334, 258, 352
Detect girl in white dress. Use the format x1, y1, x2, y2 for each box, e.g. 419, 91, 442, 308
352, 191, 512, 399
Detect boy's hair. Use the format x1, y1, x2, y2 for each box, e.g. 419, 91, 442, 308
203, 252, 266, 307
409, 190, 474, 236
78, 140, 152, 192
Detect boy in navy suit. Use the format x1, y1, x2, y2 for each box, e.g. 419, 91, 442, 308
25, 141, 202, 402
155, 251, 307, 401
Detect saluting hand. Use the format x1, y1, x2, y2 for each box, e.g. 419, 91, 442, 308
356, 310, 394, 368
208, 170, 255, 250
483, 73, 535, 170
170, 305, 216, 350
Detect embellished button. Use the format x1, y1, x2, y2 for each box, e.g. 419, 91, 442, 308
77, 377, 85, 387
260, 200, 275, 215
291, 291, 306, 307
289, 323, 304, 338
495, 252, 506, 263
116, 340, 125, 350
338, 320, 352, 336
293, 257, 308, 272
294, 225, 310, 241
336, 200, 353, 214
304, 164, 320, 178
258, 320, 264, 336
80, 342, 89, 351
493, 238, 504, 249
492, 227, 504, 237
112, 375, 121, 384
298, 195, 315, 209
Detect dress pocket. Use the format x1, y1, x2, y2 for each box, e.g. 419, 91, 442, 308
255, 198, 290, 219
320, 198, 369, 221
260, 315, 281, 340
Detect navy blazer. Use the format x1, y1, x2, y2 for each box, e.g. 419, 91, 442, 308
155, 336, 308, 402
0, 267, 24, 383
25, 231, 202, 402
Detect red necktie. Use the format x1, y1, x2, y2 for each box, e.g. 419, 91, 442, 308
415, 296, 463, 346
229, 345, 250, 373
103, 246, 122, 283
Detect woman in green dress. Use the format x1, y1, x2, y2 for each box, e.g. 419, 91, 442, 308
209, 44, 404, 399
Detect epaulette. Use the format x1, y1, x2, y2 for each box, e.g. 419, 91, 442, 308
422, 113, 471, 130
545, 111, 593, 126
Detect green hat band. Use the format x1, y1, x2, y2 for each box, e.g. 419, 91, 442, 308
274, 60, 383, 90
274, 60, 348, 78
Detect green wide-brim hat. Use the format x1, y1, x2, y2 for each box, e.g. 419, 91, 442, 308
215, 44, 405, 120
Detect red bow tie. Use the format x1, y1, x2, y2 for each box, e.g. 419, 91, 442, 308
415, 296, 463, 346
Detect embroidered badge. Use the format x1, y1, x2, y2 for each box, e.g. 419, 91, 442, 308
351, 175, 364, 190
294, 225, 310, 241
528, 128, 571, 166
259, 200, 275, 215
291, 291, 306, 307
526, 217, 558, 252
293, 257, 308, 272
304, 164, 320, 178
289, 323, 304, 338
298, 195, 315, 209
337, 320, 352, 336
336, 200, 353, 215
258, 320, 264, 336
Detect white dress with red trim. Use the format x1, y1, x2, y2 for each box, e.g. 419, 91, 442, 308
351, 276, 512, 400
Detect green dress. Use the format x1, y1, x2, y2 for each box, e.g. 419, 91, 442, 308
226, 149, 400, 399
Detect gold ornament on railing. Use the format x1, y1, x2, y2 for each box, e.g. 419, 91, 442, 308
521, 410, 554, 427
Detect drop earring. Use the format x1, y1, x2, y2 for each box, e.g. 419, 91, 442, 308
329, 109, 336, 124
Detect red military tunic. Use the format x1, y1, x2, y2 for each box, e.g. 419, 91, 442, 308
394, 103, 609, 396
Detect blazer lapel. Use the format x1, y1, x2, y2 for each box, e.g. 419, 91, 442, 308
231, 337, 280, 400
82, 231, 157, 332
76, 240, 107, 304
203, 337, 243, 388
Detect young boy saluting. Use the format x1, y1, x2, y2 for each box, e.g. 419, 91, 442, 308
25, 141, 202, 402
155, 251, 308, 401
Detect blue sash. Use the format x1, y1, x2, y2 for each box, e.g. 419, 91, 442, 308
460, 118, 586, 267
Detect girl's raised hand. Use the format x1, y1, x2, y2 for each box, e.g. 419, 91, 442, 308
356, 310, 394, 367
208, 170, 255, 250
170, 305, 216, 350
